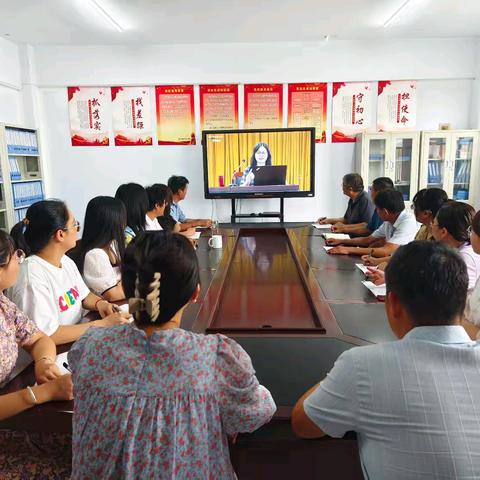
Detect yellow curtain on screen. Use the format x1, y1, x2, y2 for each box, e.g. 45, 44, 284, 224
206, 131, 311, 190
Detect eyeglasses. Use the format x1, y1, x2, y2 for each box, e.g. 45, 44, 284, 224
467, 225, 473, 236
62, 220, 81, 233
0, 249, 25, 267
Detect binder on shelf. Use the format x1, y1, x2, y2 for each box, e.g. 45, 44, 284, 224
8, 156, 21, 181
12, 181, 44, 208
14, 207, 29, 224
5, 128, 39, 155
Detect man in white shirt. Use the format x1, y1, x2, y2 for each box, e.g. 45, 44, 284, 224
327, 189, 418, 257
292, 241, 480, 480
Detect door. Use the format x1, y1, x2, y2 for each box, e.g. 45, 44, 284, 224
419, 132, 450, 193
389, 133, 420, 203
449, 132, 478, 203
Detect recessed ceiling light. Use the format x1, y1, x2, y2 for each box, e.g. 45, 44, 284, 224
87, 0, 124, 32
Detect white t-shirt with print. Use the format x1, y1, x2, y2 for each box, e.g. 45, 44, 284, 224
9, 255, 90, 336
83, 248, 121, 296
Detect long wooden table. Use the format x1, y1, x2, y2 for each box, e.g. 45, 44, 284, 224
0, 224, 396, 478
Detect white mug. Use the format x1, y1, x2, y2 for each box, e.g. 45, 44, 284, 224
208, 234, 223, 249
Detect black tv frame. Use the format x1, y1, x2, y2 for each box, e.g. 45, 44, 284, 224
202, 127, 316, 200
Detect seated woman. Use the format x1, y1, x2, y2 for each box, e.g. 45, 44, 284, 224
432, 201, 480, 291
240, 142, 272, 187
72, 196, 126, 301
68, 231, 276, 479
0, 229, 73, 478
462, 210, 480, 338
9, 200, 130, 345
115, 183, 149, 244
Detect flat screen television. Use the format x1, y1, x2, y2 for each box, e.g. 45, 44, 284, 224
202, 127, 315, 199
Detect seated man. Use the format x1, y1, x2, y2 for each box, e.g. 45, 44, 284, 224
317, 173, 374, 227
327, 189, 418, 257
167, 175, 212, 231
292, 241, 480, 479
331, 177, 394, 236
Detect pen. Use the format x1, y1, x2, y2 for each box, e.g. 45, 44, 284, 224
63, 362, 72, 372
112, 304, 122, 313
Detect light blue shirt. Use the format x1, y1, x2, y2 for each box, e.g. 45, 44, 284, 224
170, 202, 186, 223
304, 326, 480, 480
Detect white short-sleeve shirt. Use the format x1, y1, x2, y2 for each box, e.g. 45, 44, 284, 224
83, 248, 121, 296
9, 255, 90, 336
371, 209, 419, 245
304, 326, 480, 480
145, 214, 163, 231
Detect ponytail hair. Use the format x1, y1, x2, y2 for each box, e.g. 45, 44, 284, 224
10, 200, 69, 256
115, 183, 148, 236
122, 231, 199, 325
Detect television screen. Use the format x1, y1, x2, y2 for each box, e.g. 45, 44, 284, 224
202, 127, 315, 199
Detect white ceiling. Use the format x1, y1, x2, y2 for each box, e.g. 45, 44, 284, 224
0, 0, 479, 46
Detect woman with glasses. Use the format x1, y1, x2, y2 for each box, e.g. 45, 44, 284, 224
0, 229, 74, 478
431, 201, 480, 291
464, 211, 480, 338
9, 200, 130, 345
70, 196, 126, 301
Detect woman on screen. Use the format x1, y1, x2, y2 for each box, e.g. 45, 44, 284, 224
240, 142, 272, 187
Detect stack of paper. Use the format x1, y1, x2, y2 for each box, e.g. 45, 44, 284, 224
356, 264, 377, 275
322, 233, 350, 240
312, 223, 332, 229
362, 281, 386, 299
323, 246, 334, 252
189, 231, 201, 240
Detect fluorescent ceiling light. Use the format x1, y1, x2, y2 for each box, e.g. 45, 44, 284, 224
87, 0, 124, 32
383, 0, 412, 28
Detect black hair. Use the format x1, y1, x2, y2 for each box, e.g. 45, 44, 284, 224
72, 196, 126, 274
472, 210, 480, 237
0, 230, 16, 266
115, 183, 149, 236
385, 241, 468, 326
146, 184, 170, 211
167, 176, 189, 195
249, 143, 272, 168
343, 173, 364, 193
122, 231, 200, 325
10, 200, 69, 256
374, 189, 405, 214
436, 201, 475, 243
413, 188, 448, 218
372, 177, 394, 192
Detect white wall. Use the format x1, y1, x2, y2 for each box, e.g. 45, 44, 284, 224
31, 37, 477, 222
0, 37, 23, 125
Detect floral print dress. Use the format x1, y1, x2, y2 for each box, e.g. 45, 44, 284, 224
0, 293, 72, 480
68, 324, 276, 479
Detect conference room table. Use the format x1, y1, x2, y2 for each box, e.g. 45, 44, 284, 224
0, 223, 396, 479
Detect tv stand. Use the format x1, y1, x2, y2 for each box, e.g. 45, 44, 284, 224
230, 198, 284, 223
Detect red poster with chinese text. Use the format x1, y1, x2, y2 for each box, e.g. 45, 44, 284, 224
200, 84, 238, 131
287, 83, 327, 143
244, 84, 283, 129
155, 85, 196, 145
377, 81, 417, 131
332, 82, 373, 142
68, 87, 110, 146
111, 86, 153, 146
